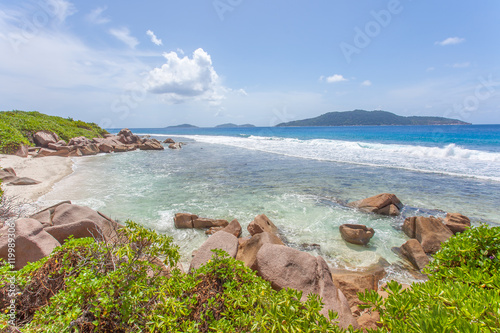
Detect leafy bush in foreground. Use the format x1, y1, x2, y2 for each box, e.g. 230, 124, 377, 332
360, 224, 500, 332
0, 221, 359, 333
0, 110, 108, 153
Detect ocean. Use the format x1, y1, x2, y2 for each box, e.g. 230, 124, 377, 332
39, 125, 500, 283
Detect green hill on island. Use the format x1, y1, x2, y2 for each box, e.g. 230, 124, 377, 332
0, 110, 108, 154
276, 110, 470, 127
215, 123, 256, 128
165, 124, 199, 129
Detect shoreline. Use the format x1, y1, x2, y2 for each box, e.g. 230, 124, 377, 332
0, 154, 74, 203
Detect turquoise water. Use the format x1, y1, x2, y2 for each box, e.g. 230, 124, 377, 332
40, 125, 500, 283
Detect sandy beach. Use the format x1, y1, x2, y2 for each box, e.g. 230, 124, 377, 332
0, 154, 74, 203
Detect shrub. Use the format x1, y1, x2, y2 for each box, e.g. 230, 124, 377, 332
360, 225, 500, 332
0, 222, 361, 333
0, 110, 109, 153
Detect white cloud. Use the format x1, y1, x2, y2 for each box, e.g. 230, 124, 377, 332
145, 48, 224, 103
323, 74, 347, 83
435, 37, 465, 46
109, 27, 138, 49
426, 67, 435, 72
86, 6, 110, 25
361, 80, 372, 86
43, 0, 76, 23
452, 62, 470, 68
146, 30, 162, 46
176, 48, 185, 55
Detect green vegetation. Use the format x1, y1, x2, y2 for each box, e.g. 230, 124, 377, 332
276, 110, 471, 127
0, 221, 359, 333
0, 110, 108, 154
2, 219, 499, 332
360, 224, 500, 332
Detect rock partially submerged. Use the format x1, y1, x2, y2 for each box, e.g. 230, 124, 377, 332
403, 216, 453, 254
339, 224, 375, 245
399, 239, 430, 271
443, 212, 471, 234
348, 193, 403, 216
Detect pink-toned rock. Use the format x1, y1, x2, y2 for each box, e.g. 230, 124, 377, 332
444, 213, 471, 234
0, 218, 61, 270
174, 213, 198, 229
113, 145, 128, 153
403, 216, 453, 254
80, 143, 100, 156
256, 244, 358, 329
236, 232, 284, 269
222, 219, 242, 238
163, 138, 175, 144
14, 144, 29, 157
7, 177, 40, 186
347, 193, 403, 216
139, 139, 164, 151
339, 224, 375, 246
97, 142, 113, 153
68, 148, 83, 157
44, 220, 104, 244
33, 131, 59, 148
331, 266, 386, 308
29, 201, 72, 226
0, 168, 17, 182
247, 214, 279, 236
193, 218, 229, 229
168, 142, 182, 149
189, 231, 239, 271
205, 227, 224, 235
400, 239, 429, 271
68, 136, 91, 147
51, 203, 122, 241
35, 148, 69, 157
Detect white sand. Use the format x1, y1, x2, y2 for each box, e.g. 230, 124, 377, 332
0, 155, 74, 202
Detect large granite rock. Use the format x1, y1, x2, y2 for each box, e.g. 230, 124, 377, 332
80, 143, 100, 156
44, 220, 104, 244
331, 266, 386, 308
7, 177, 41, 186
68, 136, 92, 147
14, 144, 29, 157
256, 244, 358, 329
339, 224, 375, 246
168, 142, 183, 149
444, 213, 471, 234
51, 203, 122, 241
0, 218, 61, 270
0, 168, 17, 182
247, 214, 279, 236
400, 239, 429, 271
236, 232, 284, 269
189, 231, 239, 271
139, 139, 164, 151
403, 216, 453, 254
174, 213, 198, 229
29, 201, 72, 226
347, 193, 403, 216
222, 219, 242, 238
193, 218, 229, 229
33, 131, 59, 148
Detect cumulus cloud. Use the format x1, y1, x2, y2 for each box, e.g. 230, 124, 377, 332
109, 27, 138, 49
452, 62, 470, 68
86, 6, 110, 25
146, 30, 162, 46
145, 48, 224, 103
323, 74, 347, 83
361, 80, 372, 86
435, 37, 465, 46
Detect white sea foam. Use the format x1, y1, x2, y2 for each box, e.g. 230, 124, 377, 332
173, 135, 500, 182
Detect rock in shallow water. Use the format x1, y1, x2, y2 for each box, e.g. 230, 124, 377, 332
339, 224, 375, 246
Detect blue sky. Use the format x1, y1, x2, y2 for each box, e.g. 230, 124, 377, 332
1, 0, 499, 127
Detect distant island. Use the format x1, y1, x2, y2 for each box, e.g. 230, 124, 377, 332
276, 110, 471, 127
215, 123, 256, 128
165, 124, 199, 129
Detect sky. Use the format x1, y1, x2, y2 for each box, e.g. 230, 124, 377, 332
1, 0, 499, 127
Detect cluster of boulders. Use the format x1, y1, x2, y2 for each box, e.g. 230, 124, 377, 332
14, 129, 166, 158
163, 138, 183, 150
344, 192, 472, 273
0, 167, 40, 186
0, 202, 122, 270
398, 213, 471, 271
177, 213, 359, 329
